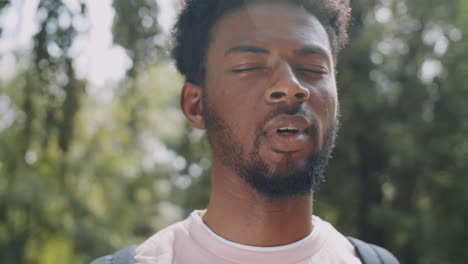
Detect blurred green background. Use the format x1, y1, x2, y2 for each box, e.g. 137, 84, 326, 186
0, 0, 467, 263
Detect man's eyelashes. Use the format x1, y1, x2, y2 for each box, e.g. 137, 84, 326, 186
231, 66, 269, 72
231, 66, 327, 75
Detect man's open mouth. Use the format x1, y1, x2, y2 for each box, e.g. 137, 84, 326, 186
262, 115, 314, 153
276, 127, 300, 134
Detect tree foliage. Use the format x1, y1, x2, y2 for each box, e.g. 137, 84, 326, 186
318, 0, 468, 262
0, 0, 467, 263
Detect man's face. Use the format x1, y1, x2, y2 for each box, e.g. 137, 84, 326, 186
202, 2, 339, 198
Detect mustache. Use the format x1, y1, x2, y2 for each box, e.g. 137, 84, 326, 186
264, 102, 307, 121
270, 102, 306, 117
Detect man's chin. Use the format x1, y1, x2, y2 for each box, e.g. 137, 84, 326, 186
266, 161, 308, 178
245, 170, 316, 199
237, 159, 318, 199
259, 144, 315, 168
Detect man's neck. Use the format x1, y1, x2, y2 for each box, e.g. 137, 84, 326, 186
202, 168, 314, 247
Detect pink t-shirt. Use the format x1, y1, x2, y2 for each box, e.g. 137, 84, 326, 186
135, 210, 361, 264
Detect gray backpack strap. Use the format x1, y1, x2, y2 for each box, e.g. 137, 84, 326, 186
90, 245, 137, 264
347, 237, 399, 264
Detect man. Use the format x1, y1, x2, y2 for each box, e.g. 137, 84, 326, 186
92, 0, 399, 263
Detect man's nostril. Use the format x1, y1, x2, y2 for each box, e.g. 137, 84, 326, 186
295, 93, 306, 99
271, 92, 285, 99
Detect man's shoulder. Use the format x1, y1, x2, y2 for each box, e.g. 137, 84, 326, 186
89, 215, 192, 264
135, 215, 191, 258
313, 216, 398, 263
311, 216, 362, 262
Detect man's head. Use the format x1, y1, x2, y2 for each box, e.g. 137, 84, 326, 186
175, 0, 350, 199
172, 0, 351, 85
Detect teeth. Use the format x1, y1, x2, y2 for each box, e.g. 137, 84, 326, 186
277, 127, 299, 133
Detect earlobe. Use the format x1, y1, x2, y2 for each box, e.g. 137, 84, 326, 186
180, 83, 205, 129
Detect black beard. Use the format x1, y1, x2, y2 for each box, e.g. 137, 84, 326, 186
202, 96, 339, 199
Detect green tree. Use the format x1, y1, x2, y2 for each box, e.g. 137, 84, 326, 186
318, 0, 468, 263
0, 0, 87, 262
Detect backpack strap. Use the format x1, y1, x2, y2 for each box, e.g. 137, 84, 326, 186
347, 237, 399, 264
90, 245, 137, 264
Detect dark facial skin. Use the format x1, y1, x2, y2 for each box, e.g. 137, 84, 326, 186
204, 3, 337, 170
180, 2, 338, 246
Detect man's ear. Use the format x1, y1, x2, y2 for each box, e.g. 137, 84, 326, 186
180, 83, 205, 129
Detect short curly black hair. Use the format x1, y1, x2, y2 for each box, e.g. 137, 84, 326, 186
171, 0, 351, 85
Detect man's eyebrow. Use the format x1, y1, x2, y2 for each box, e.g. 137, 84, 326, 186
224, 45, 270, 56
295, 46, 330, 58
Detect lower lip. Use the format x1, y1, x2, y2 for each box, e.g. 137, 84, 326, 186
265, 132, 310, 153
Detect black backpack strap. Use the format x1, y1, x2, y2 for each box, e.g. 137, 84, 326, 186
90, 245, 137, 264
347, 237, 399, 264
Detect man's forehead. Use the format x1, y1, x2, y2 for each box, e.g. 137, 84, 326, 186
209, 2, 332, 59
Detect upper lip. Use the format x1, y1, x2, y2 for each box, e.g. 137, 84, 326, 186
263, 114, 311, 135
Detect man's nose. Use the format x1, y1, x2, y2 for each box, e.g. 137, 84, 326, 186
264, 64, 310, 104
